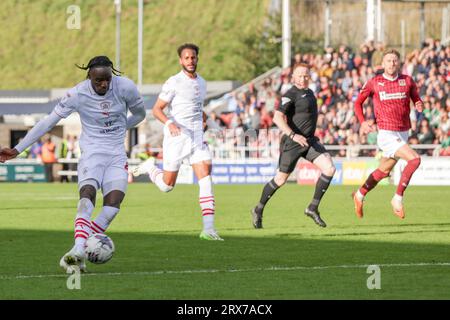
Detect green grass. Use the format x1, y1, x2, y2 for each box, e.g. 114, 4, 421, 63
0, 0, 269, 89
0, 183, 450, 299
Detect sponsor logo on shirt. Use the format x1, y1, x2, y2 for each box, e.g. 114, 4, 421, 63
379, 91, 407, 101
100, 126, 121, 134
378, 82, 384, 86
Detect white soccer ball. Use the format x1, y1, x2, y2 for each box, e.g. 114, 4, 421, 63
85, 233, 115, 264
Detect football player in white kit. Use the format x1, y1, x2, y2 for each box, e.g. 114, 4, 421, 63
0, 56, 146, 272
133, 43, 223, 241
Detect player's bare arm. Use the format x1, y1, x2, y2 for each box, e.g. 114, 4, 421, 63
152, 98, 181, 136
273, 110, 308, 147
1, 111, 62, 163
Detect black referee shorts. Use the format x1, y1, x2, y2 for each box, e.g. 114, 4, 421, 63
278, 135, 327, 174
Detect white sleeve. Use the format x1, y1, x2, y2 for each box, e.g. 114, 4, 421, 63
15, 111, 62, 153
126, 107, 146, 129
121, 77, 145, 111
54, 89, 79, 118
158, 78, 176, 103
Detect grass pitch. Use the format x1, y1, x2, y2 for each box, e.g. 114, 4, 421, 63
0, 183, 449, 299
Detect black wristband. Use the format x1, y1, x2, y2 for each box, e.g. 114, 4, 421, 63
289, 131, 296, 139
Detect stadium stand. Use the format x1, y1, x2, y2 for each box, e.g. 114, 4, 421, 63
206, 38, 450, 157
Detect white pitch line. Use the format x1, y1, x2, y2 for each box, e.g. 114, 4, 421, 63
1, 262, 450, 281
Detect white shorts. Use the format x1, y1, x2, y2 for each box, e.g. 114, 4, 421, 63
377, 130, 409, 158
163, 129, 211, 172
77, 151, 128, 195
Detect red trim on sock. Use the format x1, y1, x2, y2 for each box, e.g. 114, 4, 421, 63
202, 213, 215, 216
75, 229, 89, 237
74, 233, 88, 239
75, 220, 91, 228
91, 221, 105, 233
75, 217, 91, 225
199, 199, 215, 204
90, 223, 102, 233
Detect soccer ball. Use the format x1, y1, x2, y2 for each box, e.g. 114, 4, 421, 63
85, 233, 115, 264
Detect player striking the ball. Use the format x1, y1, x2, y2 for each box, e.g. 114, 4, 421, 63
0, 56, 146, 272
133, 43, 223, 241
352, 49, 424, 219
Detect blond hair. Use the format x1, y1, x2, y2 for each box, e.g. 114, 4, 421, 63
382, 49, 401, 59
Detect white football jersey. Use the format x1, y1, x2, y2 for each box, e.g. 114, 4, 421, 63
159, 71, 207, 133
54, 76, 144, 155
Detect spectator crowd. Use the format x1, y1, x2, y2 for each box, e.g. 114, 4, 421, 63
209, 38, 450, 157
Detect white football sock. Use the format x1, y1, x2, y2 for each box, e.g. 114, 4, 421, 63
356, 190, 364, 201
91, 206, 120, 233
149, 166, 173, 192
199, 175, 215, 231
74, 198, 95, 250
393, 194, 403, 203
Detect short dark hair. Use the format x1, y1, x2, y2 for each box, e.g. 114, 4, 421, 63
75, 56, 121, 78
177, 43, 199, 57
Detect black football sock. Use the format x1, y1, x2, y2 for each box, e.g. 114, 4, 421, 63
308, 174, 333, 212
256, 179, 280, 213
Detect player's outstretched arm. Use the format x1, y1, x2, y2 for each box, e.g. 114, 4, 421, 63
152, 98, 181, 136
1, 111, 62, 163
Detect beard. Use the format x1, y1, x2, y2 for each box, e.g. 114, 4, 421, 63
182, 64, 197, 74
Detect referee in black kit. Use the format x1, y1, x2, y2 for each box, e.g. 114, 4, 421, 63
251, 64, 336, 228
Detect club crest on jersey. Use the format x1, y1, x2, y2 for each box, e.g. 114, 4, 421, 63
99, 101, 112, 116
398, 79, 406, 86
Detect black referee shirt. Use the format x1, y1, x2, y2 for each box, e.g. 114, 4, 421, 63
278, 86, 318, 139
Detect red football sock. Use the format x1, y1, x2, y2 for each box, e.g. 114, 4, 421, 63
359, 169, 389, 196
396, 158, 421, 196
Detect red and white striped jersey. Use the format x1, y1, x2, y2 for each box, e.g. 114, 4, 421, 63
354, 73, 422, 131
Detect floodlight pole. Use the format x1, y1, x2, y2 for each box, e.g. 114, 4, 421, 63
138, 0, 144, 87
420, 1, 425, 45
442, 4, 449, 45
366, 0, 375, 42
324, 0, 331, 48
281, 0, 291, 69
376, 0, 382, 43
115, 0, 121, 70
401, 19, 406, 59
